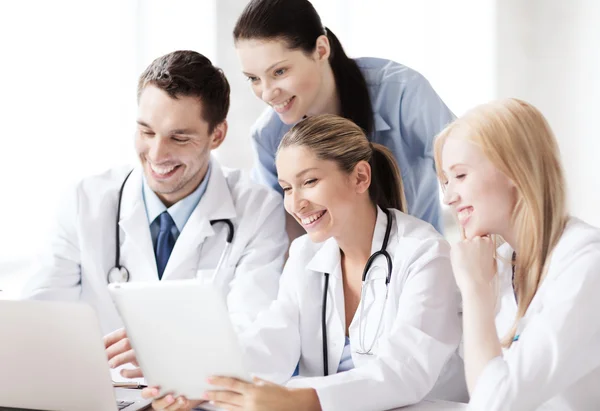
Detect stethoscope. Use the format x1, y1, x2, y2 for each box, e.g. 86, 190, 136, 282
106, 170, 235, 284
321, 208, 393, 375
511, 251, 521, 342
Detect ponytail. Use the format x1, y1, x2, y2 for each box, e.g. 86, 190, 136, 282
279, 114, 406, 212
369, 143, 407, 212
325, 28, 374, 135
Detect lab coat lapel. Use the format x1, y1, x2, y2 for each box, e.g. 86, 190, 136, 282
161, 160, 237, 281
307, 238, 346, 373
118, 168, 160, 282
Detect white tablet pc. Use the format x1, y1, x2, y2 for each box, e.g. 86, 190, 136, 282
108, 280, 251, 399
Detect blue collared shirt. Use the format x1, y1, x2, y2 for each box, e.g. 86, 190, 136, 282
250, 57, 455, 233
142, 163, 212, 248
337, 336, 355, 373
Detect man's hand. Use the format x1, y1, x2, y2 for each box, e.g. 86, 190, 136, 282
103, 328, 143, 379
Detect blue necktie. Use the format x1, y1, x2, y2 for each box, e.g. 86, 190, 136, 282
155, 211, 176, 280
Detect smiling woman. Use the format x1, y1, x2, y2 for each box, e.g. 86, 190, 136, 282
276, 115, 407, 244
145, 114, 468, 411
233, 0, 456, 236
434, 98, 600, 410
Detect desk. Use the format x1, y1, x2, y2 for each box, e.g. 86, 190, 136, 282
196, 399, 468, 411
392, 399, 468, 410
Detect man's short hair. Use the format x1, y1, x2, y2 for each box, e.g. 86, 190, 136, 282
138, 50, 230, 133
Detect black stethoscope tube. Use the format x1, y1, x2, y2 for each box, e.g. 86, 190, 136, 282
107, 169, 234, 284
321, 208, 393, 376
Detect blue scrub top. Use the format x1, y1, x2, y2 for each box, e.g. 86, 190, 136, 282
250, 57, 455, 233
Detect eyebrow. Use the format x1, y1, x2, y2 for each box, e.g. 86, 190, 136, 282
243, 59, 289, 77
277, 167, 319, 184
448, 163, 467, 171
136, 120, 196, 135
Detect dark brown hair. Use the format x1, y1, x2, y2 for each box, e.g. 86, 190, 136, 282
233, 0, 374, 135
278, 114, 406, 211
137, 50, 230, 133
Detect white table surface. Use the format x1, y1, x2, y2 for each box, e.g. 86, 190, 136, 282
195, 399, 468, 411
390, 399, 468, 410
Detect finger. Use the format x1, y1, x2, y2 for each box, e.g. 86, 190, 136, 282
165, 396, 190, 411
152, 394, 177, 409
120, 367, 143, 379
103, 328, 127, 348
105, 337, 132, 361
208, 376, 250, 393
203, 390, 244, 407
141, 386, 160, 400
181, 400, 206, 409
108, 348, 137, 369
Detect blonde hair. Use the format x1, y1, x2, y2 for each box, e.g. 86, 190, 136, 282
434, 98, 568, 347
277, 114, 407, 212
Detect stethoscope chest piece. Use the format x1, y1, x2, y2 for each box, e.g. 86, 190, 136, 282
107, 266, 130, 284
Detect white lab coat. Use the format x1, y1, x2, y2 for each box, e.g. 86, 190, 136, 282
469, 217, 600, 410
23, 158, 288, 334
240, 207, 467, 411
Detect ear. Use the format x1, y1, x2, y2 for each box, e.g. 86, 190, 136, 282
209, 120, 228, 150
314, 35, 331, 61
353, 160, 371, 194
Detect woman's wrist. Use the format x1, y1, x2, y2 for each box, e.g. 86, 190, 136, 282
459, 279, 495, 300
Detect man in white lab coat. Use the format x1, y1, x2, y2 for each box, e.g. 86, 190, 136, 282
23, 50, 288, 338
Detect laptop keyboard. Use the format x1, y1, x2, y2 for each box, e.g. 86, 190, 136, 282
117, 400, 135, 410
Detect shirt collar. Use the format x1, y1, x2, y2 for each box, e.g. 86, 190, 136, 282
142, 161, 212, 232
373, 113, 391, 132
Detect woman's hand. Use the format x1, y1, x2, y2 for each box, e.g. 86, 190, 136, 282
141, 386, 205, 411
451, 237, 503, 393
204, 376, 321, 411
450, 236, 496, 294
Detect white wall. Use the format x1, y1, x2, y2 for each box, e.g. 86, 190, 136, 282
496, 0, 600, 227
0, 1, 139, 264
213, 0, 266, 170
310, 0, 497, 116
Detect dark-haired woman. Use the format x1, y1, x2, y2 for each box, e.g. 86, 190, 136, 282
235, 0, 454, 236
143, 115, 466, 411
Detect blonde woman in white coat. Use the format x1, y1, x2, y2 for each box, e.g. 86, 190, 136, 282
435, 98, 600, 410
145, 114, 467, 411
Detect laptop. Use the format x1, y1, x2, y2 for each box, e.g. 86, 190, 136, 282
0, 300, 151, 411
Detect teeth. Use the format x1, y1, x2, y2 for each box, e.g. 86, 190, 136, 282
458, 208, 472, 219
150, 163, 177, 175
301, 211, 325, 226
273, 97, 292, 110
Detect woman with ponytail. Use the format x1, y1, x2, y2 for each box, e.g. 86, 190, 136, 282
146, 115, 466, 411
233, 0, 454, 239
435, 98, 600, 410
